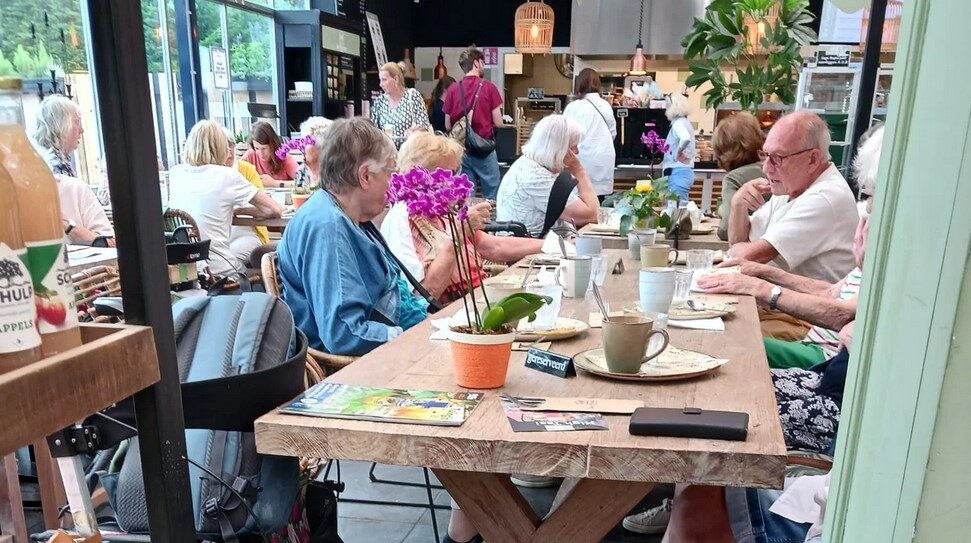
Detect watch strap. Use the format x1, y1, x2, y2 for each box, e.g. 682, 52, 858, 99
769, 286, 782, 311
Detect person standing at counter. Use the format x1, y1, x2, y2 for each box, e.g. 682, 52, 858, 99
712, 112, 766, 241
661, 92, 696, 202
428, 75, 455, 134
443, 46, 505, 200
562, 68, 617, 201
370, 61, 431, 149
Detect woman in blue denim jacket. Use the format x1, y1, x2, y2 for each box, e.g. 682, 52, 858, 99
278, 117, 427, 356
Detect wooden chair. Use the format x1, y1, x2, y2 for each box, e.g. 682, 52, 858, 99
261, 251, 357, 376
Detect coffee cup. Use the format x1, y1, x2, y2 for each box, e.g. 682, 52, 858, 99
554, 256, 593, 298
602, 315, 670, 373
575, 235, 603, 257
640, 244, 679, 268
639, 267, 676, 313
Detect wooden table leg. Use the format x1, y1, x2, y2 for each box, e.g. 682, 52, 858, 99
33, 440, 69, 530
434, 469, 655, 543
0, 454, 28, 543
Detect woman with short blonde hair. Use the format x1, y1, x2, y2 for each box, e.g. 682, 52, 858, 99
168, 120, 281, 276
370, 60, 430, 148
382, 132, 543, 302
661, 92, 696, 202
496, 114, 599, 237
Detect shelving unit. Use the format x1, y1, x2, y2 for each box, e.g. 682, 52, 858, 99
796, 66, 863, 174
514, 98, 561, 155
871, 67, 894, 128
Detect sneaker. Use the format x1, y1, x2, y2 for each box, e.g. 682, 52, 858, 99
622, 498, 674, 534
509, 473, 558, 488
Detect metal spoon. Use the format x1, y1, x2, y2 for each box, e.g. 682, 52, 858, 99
520, 259, 536, 288
592, 282, 609, 322
557, 235, 569, 259
686, 299, 706, 311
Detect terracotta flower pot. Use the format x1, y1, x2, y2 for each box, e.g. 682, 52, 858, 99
292, 193, 311, 210
448, 327, 516, 389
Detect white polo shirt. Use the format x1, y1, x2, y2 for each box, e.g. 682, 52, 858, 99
749, 164, 858, 282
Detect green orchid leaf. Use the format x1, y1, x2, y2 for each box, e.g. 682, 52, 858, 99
619, 214, 633, 236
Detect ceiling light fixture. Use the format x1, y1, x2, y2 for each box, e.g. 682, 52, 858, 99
514, 0, 554, 55
629, 0, 648, 75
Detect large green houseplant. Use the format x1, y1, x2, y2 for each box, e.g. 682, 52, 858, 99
681, 0, 818, 111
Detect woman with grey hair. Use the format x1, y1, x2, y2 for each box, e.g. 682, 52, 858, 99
276, 117, 429, 356
32, 95, 84, 176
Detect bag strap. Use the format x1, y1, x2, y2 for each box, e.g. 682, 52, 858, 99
541, 171, 579, 237
361, 222, 445, 313
586, 97, 612, 131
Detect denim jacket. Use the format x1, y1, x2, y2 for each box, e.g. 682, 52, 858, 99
278, 190, 427, 356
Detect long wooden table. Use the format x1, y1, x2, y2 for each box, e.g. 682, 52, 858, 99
579, 223, 730, 252
232, 215, 291, 232
255, 250, 785, 542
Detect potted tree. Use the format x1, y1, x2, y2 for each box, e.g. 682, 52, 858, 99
387, 166, 551, 389
680, 0, 818, 112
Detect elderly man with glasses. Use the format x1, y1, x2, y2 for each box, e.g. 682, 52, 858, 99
726, 111, 858, 284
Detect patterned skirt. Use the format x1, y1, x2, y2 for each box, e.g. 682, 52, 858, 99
771, 368, 840, 453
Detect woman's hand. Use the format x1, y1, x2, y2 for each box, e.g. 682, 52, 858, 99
563, 148, 583, 174
259, 173, 276, 185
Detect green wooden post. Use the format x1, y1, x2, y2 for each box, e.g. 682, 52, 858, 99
825, 0, 971, 541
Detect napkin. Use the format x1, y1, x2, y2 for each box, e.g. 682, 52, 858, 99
541, 232, 575, 256
667, 317, 725, 331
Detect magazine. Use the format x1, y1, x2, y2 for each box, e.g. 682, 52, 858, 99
280, 382, 483, 426
500, 396, 609, 433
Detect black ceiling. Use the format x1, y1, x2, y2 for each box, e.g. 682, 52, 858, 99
409, 0, 573, 48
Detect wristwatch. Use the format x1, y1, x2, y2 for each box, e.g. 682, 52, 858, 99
769, 285, 783, 311
64, 219, 76, 235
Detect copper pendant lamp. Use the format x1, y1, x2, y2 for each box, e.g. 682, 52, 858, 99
629, 0, 648, 75
434, 46, 447, 79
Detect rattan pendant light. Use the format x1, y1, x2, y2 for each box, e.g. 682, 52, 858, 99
629, 0, 648, 75
514, 1, 554, 54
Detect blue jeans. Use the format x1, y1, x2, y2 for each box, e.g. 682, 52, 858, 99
726, 485, 811, 543
666, 166, 695, 202
462, 150, 501, 200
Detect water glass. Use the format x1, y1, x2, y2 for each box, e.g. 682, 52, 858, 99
685, 249, 715, 271
521, 283, 562, 330
597, 207, 614, 225
587, 255, 608, 291
627, 229, 656, 260
671, 269, 693, 307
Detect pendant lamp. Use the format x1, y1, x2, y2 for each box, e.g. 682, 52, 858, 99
434, 46, 447, 79
629, 0, 648, 75
514, 1, 554, 54
401, 48, 418, 80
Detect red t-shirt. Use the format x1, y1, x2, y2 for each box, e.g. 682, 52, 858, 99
442, 75, 503, 140
241, 149, 299, 181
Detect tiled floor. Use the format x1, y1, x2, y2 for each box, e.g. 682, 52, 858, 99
328, 460, 670, 543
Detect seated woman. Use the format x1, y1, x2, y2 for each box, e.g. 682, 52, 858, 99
167, 120, 282, 277
712, 112, 765, 241
381, 132, 543, 303
496, 114, 599, 237
277, 117, 428, 356
225, 133, 272, 265
294, 116, 334, 188
242, 121, 300, 184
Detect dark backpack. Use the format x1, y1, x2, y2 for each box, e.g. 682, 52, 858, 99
100, 293, 307, 541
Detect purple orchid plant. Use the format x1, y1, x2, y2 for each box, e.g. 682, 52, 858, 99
640, 129, 671, 179
386, 166, 491, 328
275, 135, 318, 160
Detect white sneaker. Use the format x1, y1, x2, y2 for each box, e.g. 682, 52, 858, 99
509, 474, 558, 488
622, 498, 674, 535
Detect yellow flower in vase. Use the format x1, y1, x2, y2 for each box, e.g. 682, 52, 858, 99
634, 179, 653, 193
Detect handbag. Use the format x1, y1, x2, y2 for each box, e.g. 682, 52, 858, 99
450, 79, 496, 158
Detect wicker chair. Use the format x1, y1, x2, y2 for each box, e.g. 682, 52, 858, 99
72, 265, 122, 323
261, 251, 357, 376
162, 207, 201, 242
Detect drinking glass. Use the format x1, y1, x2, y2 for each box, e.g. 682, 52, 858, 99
685, 249, 715, 271
597, 207, 613, 225
671, 269, 693, 307
587, 255, 608, 291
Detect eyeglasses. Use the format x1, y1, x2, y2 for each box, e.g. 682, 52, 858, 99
758, 148, 815, 167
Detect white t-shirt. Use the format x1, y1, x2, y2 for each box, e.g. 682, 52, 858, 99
748, 164, 857, 282
379, 203, 426, 282
563, 93, 617, 196
55, 174, 114, 237
167, 164, 259, 276
496, 156, 579, 237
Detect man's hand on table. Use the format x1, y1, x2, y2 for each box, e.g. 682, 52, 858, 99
716, 258, 772, 278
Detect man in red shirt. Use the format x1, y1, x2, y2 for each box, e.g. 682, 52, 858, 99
443, 46, 505, 199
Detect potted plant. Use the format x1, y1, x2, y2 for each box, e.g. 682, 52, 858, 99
680, 0, 817, 112
290, 185, 318, 210
234, 130, 248, 158
615, 178, 678, 235
387, 166, 552, 389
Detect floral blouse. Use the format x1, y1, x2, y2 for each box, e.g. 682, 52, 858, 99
369, 88, 431, 148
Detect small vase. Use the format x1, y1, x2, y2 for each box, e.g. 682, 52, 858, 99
448, 327, 516, 389
292, 193, 311, 210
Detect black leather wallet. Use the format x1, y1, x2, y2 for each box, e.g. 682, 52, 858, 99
629, 407, 749, 441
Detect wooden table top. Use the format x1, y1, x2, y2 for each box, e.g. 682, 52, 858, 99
579, 223, 730, 252
67, 245, 118, 274
232, 215, 292, 229
255, 249, 786, 489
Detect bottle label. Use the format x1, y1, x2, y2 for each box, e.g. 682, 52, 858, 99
24, 238, 79, 335
0, 242, 42, 353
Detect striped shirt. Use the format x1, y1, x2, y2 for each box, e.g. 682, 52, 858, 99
803, 267, 864, 358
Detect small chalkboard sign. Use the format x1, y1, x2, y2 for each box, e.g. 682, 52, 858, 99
616, 108, 629, 118
525, 348, 575, 378
816, 51, 850, 67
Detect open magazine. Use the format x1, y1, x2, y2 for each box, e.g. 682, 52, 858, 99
280, 382, 483, 426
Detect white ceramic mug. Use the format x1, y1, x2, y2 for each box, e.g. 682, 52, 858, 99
555, 256, 593, 298
575, 235, 603, 257
638, 267, 676, 313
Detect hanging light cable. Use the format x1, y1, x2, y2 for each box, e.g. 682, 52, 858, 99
629, 0, 648, 76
